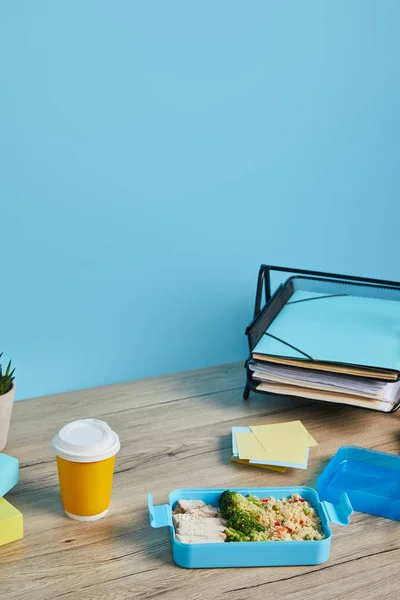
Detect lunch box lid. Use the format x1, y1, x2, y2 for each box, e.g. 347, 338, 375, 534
0, 454, 19, 498
317, 445, 400, 522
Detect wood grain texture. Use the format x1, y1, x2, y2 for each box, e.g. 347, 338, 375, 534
0, 361, 399, 600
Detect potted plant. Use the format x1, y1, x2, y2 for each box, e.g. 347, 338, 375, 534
0, 353, 15, 452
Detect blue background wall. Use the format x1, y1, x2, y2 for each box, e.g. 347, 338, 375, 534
1, 1, 399, 400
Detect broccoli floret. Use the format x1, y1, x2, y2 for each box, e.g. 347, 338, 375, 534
248, 530, 270, 542
219, 491, 267, 541
225, 527, 270, 542
220, 491, 272, 541
219, 491, 238, 518
227, 509, 265, 536
219, 490, 264, 519
246, 495, 263, 508
224, 527, 249, 542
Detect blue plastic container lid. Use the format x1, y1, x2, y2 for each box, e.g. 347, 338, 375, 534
0, 453, 19, 497
317, 446, 400, 522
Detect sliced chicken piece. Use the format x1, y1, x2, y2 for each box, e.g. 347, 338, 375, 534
173, 513, 188, 527
173, 513, 190, 527
186, 504, 220, 519
175, 534, 225, 544
176, 518, 227, 537
173, 499, 206, 514
173, 513, 227, 528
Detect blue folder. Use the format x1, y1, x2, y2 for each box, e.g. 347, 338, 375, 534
253, 284, 400, 373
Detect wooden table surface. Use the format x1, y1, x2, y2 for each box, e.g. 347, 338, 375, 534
1, 362, 399, 600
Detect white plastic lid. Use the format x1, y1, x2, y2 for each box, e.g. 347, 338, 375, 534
52, 419, 120, 463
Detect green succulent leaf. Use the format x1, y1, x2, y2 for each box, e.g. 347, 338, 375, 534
0, 353, 15, 396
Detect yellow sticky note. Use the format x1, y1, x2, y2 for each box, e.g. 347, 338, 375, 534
231, 456, 287, 473
0, 498, 23, 547
250, 420, 317, 449
236, 431, 309, 466
235, 431, 271, 461
252, 444, 309, 466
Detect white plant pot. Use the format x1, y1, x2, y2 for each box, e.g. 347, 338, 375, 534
0, 382, 15, 452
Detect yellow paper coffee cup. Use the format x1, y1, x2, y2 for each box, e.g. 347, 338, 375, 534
52, 419, 120, 521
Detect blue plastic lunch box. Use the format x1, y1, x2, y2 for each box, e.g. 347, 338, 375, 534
148, 446, 400, 568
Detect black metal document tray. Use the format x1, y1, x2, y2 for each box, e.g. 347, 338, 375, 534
244, 265, 400, 413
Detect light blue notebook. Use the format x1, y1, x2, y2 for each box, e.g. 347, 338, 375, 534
253, 287, 400, 372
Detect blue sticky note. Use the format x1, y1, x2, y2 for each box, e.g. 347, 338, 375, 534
0, 454, 19, 497
232, 427, 251, 458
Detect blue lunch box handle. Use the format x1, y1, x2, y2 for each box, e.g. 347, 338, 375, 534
148, 493, 172, 528
321, 492, 353, 526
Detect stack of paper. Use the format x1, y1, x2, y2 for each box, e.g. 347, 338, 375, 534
250, 285, 400, 412
250, 361, 400, 412
231, 420, 317, 471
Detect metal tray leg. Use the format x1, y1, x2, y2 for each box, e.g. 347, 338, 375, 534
243, 385, 250, 401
